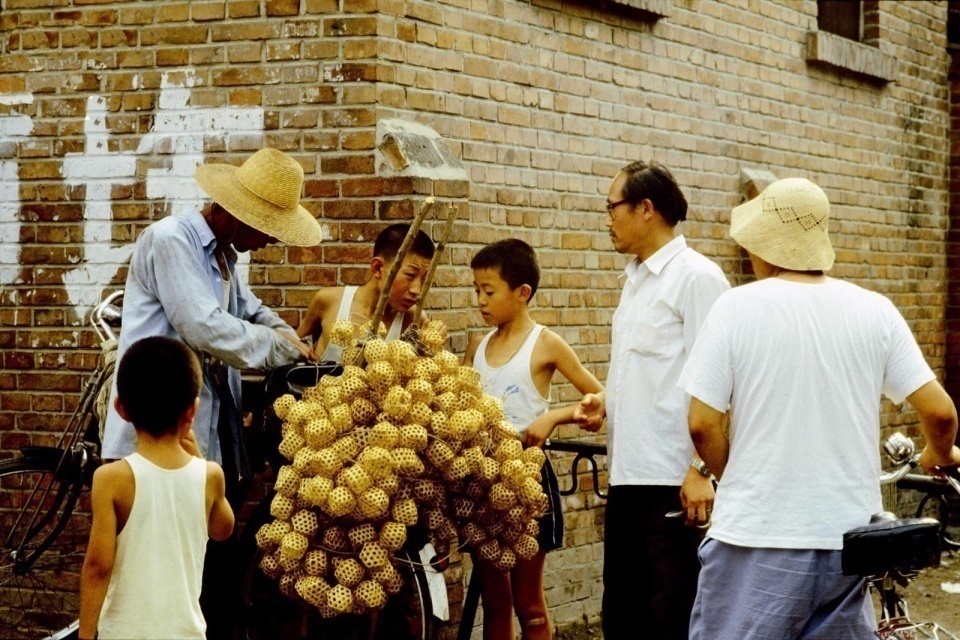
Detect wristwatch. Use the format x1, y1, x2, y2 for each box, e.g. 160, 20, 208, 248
690, 458, 712, 478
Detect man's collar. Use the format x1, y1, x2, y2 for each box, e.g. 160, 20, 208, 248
186, 209, 217, 251
185, 209, 238, 263
628, 235, 688, 277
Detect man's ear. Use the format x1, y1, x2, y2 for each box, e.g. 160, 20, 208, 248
370, 256, 386, 280
517, 284, 533, 303
114, 396, 131, 422
639, 198, 656, 220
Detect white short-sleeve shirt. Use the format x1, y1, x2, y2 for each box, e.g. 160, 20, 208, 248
679, 277, 936, 550
606, 236, 730, 486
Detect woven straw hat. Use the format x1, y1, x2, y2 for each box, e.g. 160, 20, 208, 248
730, 177, 835, 271
195, 148, 322, 247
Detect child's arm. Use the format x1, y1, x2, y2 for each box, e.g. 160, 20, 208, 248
206, 462, 235, 542
462, 333, 484, 367
79, 465, 120, 640
524, 330, 604, 447
296, 288, 334, 342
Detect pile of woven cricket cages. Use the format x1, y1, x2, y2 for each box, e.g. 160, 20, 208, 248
255, 199, 550, 617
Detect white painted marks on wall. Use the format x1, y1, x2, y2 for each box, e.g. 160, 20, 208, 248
0, 91, 35, 287
2, 69, 265, 314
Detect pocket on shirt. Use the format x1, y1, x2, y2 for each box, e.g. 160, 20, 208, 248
625, 320, 674, 358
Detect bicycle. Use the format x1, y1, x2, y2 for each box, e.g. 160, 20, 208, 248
0, 291, 121, 640
843, 432, 960, 639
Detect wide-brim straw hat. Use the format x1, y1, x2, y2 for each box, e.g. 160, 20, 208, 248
195, 148, 323, 247
730, 177, 835, 271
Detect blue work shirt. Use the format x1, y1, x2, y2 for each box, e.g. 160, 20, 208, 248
102, 209, 300, 463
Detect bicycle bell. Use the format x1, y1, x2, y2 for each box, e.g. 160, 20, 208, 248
882, 432, 915, 465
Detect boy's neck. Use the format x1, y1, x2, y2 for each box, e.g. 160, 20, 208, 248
495, 308, 535, 336
135, 430, 193, 469
357, 279, 402, 323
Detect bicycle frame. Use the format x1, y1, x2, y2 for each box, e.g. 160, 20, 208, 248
5, 292, 119, 575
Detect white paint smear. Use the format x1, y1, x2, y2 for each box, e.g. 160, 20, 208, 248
61, 70, 265, 312
0, 112, 34, 286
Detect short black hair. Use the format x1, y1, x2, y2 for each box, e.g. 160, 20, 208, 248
373, 224, 435, 263
620, 161, 688, 226
116, 336, 202, 437
470, 239, 540, 298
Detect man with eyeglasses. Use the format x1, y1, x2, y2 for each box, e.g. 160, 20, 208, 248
576, 161, 729, 639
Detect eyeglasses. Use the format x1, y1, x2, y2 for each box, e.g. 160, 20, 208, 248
605, 199, 631, 212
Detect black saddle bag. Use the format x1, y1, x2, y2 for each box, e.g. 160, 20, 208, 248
841, 513, 940, 577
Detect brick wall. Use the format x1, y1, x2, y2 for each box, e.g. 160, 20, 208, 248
0, 0, 954, 634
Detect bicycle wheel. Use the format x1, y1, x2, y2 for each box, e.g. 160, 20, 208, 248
0, 455, 90, 639
236, 495, 437, 640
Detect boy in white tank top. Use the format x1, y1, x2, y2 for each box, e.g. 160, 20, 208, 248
80, 337, 235, 640
297, 224, 436, 360
463, 239, 603, 640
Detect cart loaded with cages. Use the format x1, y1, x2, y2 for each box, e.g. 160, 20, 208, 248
238, 199, 557, 639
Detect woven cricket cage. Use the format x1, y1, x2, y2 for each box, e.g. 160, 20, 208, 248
257, 203, 553, 618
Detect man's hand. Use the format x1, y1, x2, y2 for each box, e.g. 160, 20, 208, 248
277, 330, 317, 362
679, 467, 715, 528
574, 392, 606, 432
523, 415, 555, 449
180, 429, 202, 458
919, 443, 960, 476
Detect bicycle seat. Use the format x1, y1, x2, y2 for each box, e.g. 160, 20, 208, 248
841, 512, 940, 577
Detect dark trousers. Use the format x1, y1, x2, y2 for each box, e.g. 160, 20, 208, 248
602, 485, 704, 640
200, 371, 250, 640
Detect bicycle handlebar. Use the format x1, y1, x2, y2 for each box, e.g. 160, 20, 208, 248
91, 290, 123, 343
878, 454, 921, 485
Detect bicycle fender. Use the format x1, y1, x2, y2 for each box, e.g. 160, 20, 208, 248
18, 446, 64, 469
418, 542, 450, 622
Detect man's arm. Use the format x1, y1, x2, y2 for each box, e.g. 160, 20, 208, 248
79, 467, 119, 640
206, 463, 235, 542
573, 391, 606, 432
907, 380, 960, 472
688, 396, 729, 479
151, 232, 302, 370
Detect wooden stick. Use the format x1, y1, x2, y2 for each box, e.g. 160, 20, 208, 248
369, 197, 436, 337
413, 203, 458, 326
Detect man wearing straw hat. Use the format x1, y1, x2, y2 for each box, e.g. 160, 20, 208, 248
679, 177, 960, 638
103, 147, 319, 476
101, 147, 321, 638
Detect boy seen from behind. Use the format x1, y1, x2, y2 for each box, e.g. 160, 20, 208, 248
80, 337, 235, 640
463, 239, 603, 640
297, 223, 435, 358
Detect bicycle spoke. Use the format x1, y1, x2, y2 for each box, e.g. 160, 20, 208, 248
0, 459, 90, 638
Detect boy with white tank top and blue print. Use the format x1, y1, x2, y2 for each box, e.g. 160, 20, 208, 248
80, 337, 235, 640
463, 239, 603, 640
297, 224, 436, 359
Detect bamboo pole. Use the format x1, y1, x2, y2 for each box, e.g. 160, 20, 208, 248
368, 197, 436, 337
413, 203, 458, 326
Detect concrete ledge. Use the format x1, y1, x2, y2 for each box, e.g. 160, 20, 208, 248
376, 119, 469, 181
805, 30, 897, 83
741, 168, 779, 201
610, 0, 672, 19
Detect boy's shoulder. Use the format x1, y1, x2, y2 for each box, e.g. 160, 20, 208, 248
91, 458, 134, 492
308, 285, 347, 310
530, 325, 570, 360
